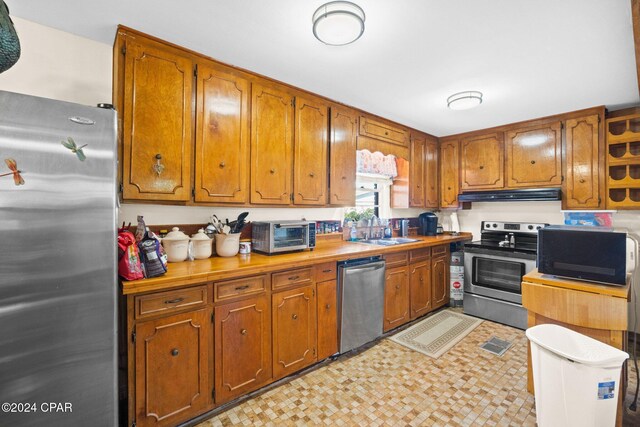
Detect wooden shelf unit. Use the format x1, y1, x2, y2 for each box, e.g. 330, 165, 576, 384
606, 114, 640, 209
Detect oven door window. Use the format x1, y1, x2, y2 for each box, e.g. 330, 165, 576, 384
273, 226, 307, 249
473, 257, 525, 294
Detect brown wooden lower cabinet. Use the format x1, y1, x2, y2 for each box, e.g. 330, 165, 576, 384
272, 284, 317, 380
134, 308, 212, 427
127, 245, 455, 426
409, 260, 432, 319
432, 255, 450, 309
316, 279, 338, 360
214, 294, 272, 404
383, 266, 410, 332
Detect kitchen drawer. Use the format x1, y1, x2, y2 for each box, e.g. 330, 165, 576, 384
315, 261, 337, 282
359, 115, 409, 147
272, 267, 313, 290
409, 247, 431, 263
135, 285, 208, 319
383, 251, 408, 269
215, 275, 267, 302
432, 245, 449, 258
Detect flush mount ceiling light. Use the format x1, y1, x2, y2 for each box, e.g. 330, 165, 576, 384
447, 91, 483, 110
312, 1, 365, 46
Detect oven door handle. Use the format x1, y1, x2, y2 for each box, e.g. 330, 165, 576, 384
275, 224, 309, 229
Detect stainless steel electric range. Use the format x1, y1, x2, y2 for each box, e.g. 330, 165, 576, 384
463, 221, 548, 330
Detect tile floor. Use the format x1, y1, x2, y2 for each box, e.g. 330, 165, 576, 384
198, 313, 640, 426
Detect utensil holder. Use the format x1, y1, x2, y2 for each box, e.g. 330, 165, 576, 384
215, 233, 240, 257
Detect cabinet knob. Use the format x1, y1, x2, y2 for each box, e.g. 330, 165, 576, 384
417, 185, 421, 188
530, 160, 536, 165
342, 176, 346, 180
309, 172, 315, 177
288, 275, 300, 281
384, 131, 389, 135
171, 348, 179, 357
292, 314, 298, 320
395, 284, 400, 290
325, 304, 331, 309
240, 329, 248, 335
270, 168, 276, 174
420, 276, 424, 283
579, 178, 585, 183
153, 154, 165, 176
447, 186, 452, 190
479, 165, 484, 170
219, 161, 225, 168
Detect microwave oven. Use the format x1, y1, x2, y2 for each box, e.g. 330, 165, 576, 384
251, 221, 316, 254
537, 226, 636, 286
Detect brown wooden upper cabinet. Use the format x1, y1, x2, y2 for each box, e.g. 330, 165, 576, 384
424, 135, 439, 208
194, 63, 250, 204
439, 138, 460, 208
460, 132, 505, 191
293, 96, 329, 205
359, 115, 410, 147
329, 106, 358, 206
250, 82, 294, 205
506, 121, 562, 188
409, 133, 426, 207
121, 37, 193, 201
564, 113, 604, 209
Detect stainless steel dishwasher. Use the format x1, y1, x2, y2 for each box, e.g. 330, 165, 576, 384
338, 256, 386, 353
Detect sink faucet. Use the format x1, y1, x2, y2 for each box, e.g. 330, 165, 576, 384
369, 215, 379, 240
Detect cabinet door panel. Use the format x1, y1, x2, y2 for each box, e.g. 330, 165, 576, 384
409, 134, 426, 207
317, 280, 338, 360
410, 261, 432, 319
383, 266, 410, 332
294, 96, 328, 205
329, 106, 357, 205
506, 122, 562, 188
123, 39, 192, 201
461, 132, 504, 190
564, 114, 602, 209
432, 256, 450, 309
215, 294, 272, 404
194, 64, 250, 203
439, 139, 459, 208
135, 309, 211, 427
251, 83, 293, 204
425, 136, 439, 208
272, 284, 317, 379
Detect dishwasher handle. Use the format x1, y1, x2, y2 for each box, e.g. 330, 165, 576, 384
342, 261, 385, 275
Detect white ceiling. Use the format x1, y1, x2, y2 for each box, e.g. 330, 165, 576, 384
8, 0, 639, 136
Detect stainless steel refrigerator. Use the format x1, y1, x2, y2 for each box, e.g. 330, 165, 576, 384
0, 90, 117, 426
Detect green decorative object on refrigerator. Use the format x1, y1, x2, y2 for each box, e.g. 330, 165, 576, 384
0, 0, 20, 73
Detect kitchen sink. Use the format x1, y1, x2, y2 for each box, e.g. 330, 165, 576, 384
355, 237, 419, 246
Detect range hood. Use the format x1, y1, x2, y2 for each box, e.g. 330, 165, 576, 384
457, 188, 561, 202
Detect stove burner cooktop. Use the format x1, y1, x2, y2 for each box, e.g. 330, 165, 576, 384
464, 221, 549, 255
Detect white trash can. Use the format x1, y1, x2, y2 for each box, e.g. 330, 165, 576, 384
526, 324, 629, 427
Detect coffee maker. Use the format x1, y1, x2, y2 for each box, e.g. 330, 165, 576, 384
418, 212, 438, 236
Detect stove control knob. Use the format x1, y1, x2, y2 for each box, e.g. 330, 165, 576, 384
536, 226, 542, 230
528, 225, 533, 230
485, 224, 491, 228
492, 223, 498, 228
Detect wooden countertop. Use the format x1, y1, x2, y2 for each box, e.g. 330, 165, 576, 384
523, 269, 630, 299
122, 233, 472, 295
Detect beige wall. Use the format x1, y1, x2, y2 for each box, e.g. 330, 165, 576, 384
0, 17, 112, 106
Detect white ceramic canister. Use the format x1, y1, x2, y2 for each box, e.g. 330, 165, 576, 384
216, 233, 241, 257
161, 227, 190, 262
191, 228, 213, 259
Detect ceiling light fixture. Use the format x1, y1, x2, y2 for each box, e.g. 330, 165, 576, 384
312, 1, 365, 46
447, 91, 483, 110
